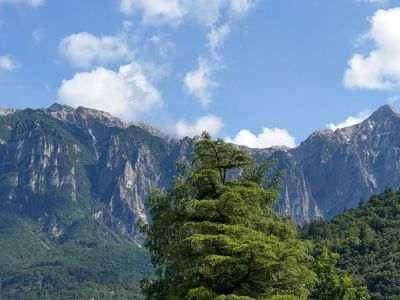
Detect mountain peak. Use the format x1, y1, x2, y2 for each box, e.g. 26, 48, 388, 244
47, 103, 74, 112
369, 104, 398, 121
76, 105, 115, 118
45, 103, 128, 129
45, 104, 168, 137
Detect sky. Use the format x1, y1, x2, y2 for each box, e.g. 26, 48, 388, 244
0, 0, 400, 148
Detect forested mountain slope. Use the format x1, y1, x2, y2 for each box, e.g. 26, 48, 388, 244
304, 189, 400, 300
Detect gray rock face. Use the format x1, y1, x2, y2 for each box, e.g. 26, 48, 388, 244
261, 104, 400, 224
0, 103, 399, 238
0, 105, 181, 239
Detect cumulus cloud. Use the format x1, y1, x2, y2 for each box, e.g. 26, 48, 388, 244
0, 55, 18, 71
59, 32, 134, 68
327, 110, 371, 131
58, 63, 161, 120
344, 7, 400, 90
0, 0, 43, 7
184, 57, 217, 107
175, 115, 224, 138
226, 128, 296, 148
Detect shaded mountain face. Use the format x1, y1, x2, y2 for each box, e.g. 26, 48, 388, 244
0, 103, 399, 237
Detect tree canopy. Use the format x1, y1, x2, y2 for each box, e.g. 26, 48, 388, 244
304, 189, 400, 300
308, 246, 369, 300
141, 133, 316, 299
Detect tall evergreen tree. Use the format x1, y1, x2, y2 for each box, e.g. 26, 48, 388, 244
141, 133, 315, 299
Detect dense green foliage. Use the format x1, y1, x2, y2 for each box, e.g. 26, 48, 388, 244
0, 212, 151, 299
142, 133, 316, 299
304, 189, 400, 300
309, 247, 369, 300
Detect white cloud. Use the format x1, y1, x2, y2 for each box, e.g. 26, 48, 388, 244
207, 24, 231, 54
0, 55, 17, 71
229, 0, 256, 17
327, 110, 371, 130
58, 63, 161, 120
189, 0, 226, 28
119, 0, 258, 106
0, 0, 43, 7
184, 57, 217, 107
344, 7, 400, 90
139, 61, 171, 82
226, 128, 296, 148
119, 0, 185, 25
119, 0, 256, 27
59, 32, 134, 68
175, 115, 224, 138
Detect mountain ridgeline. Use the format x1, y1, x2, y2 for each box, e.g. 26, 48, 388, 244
0, 103, 400, 234
261, 104, 400, 223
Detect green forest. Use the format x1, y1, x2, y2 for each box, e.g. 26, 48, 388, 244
304, 189, 400, 300
0, 214, 151, 299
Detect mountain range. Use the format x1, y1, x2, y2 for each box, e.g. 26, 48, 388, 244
1, 103, 400, 297
1, 103, 399, 234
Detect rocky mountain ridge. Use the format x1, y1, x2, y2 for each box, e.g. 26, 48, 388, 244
0, 105, 182, 240
270, 104, 400, 223
0, 103, 399, 238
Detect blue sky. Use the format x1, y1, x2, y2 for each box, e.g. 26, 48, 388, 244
0, 0, 400, 147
